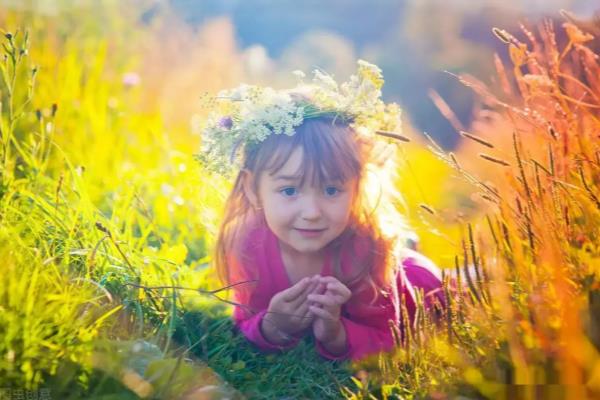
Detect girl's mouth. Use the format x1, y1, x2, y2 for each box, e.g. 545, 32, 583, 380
295, 228, 326, 238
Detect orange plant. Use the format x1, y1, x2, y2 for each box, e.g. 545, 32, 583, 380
353, 12, 600, 399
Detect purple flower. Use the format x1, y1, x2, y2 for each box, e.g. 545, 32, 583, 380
122, 72, 140, 87
218, 116, 233, 130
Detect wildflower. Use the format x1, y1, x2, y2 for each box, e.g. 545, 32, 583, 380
292, 70, 306, 80
195, 60, 404, 176
563, 22, 593, 44
509, 43, 528, 67
218, 116, 233, 130
122, 72, 141, 87
522, 74, 553, 89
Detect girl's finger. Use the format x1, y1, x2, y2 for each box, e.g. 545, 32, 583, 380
312, 282, 327, 295
319, 276, 348, 290
307, 293, 337, 307
317, 276, 339, 285
325, 282, 352, 300
300, 305, 315, 322
302, 296, 317, 310
295, 300, 312, 316
325, 292, 348, 305
290, 278, 321, 307
309, 305, 335, 320
318, 277, 350, 295
282, 277, 312, 302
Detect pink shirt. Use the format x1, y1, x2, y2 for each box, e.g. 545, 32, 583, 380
230, 219, 443, 361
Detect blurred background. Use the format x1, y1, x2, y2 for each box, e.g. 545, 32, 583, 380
0, 0, 597, 267
1, 1, 600, 397
169, 0, 598, 148
3, 0, 598, 149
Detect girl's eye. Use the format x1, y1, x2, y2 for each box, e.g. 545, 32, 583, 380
324, 186, 341, 196
280, 187, 298, 197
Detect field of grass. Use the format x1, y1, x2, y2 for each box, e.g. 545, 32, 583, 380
1, 2, 599, 399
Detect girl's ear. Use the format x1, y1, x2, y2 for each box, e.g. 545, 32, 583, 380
241, 169, 260, 208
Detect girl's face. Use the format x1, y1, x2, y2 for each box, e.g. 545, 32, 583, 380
252, 146, 356, 257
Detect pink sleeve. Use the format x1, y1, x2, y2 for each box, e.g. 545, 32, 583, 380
314, 233, 400, 361
229, 222, 300, 352
398, 248, 446, 321
315, 281, 400, 361
233, 307, 300, 351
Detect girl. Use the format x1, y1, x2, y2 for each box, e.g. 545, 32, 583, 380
199, 61, 445, 361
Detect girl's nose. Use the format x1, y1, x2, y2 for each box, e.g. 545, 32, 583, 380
301, 195, 322, 220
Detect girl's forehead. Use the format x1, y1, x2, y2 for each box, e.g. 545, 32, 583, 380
263, 146, 350, 185
270, 147, 303, 176
263, 147, 307, 184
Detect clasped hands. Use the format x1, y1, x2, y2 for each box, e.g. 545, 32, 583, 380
262, 275, 351, 346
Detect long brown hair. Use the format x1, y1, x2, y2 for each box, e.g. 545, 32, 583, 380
213, 115, 407, 305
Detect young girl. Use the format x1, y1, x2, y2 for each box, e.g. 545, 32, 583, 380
198, 61, 445, 361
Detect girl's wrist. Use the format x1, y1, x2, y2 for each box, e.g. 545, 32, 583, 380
319, 321, 348, 355
260, 315, 296, 345
321, 319, 344, 344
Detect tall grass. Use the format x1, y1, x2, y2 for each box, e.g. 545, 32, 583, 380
0, 6, 240, 397
0, 3, 355, 398
5, 2, 599, 399
346, 13, 600, 399
0, 27, 125, 392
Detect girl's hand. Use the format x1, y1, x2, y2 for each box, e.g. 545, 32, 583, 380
307, 276, 352, 344
262, 276, 319, 342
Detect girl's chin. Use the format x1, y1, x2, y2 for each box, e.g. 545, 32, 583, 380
290, 242, 325, 253
282, 238, 328, 255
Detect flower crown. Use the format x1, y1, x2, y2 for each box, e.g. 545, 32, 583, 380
194, 60, 406, 177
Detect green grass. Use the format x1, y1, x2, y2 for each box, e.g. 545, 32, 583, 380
177, 305, 354, 399
0, 13, 358, 398
2, 3, 599, 399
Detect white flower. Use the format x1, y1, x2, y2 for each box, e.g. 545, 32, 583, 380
196, 60, 403, 177
292, 70, 306, 80
313, 69, 338, 91
221, 84, 252, 101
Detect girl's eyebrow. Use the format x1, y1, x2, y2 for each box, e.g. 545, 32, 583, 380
273, 175, 301, 181
272, 172, 346, 184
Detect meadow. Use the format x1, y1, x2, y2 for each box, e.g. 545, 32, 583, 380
0, 2, 599, 399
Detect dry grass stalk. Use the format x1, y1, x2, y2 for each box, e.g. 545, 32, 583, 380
459, 130, 495, 148
479, 153, 511, 166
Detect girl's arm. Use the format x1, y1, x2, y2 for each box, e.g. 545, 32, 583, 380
319, 249, 446, 361
227, 235, 303, 352
317, 322, 347, 356
233, 277, 317, 351
315, 282, 400, 361
233, 306, 301, 351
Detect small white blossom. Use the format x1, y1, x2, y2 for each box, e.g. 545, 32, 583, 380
195, 60, 403, 177
292, 70, 306, 80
